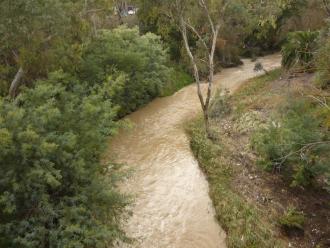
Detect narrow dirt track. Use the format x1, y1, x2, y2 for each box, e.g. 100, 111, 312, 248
107, 54, 282, 248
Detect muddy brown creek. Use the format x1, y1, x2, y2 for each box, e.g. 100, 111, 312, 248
108, 54, 281, 248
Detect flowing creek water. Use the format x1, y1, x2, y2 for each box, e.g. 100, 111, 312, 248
107, 54, 281, 248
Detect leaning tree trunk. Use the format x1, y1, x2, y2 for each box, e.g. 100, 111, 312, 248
179, 18, 211, 136
9, 67, 24, 98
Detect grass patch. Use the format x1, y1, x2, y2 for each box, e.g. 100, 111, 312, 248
161, 66, 193, 96
187, 119, 285, 248
234, 69, 281, 98
278, 207, 305, 235
232, 69, 282, 117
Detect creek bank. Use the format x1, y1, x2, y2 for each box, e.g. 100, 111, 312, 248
188, 70, 330, 248
107, 55, 281, 248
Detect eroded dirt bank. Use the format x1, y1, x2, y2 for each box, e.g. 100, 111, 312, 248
107, 54, 281, 248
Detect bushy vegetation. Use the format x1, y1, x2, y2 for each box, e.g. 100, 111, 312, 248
0, 0, 113, 97
137, 0, 250, 70
80, 27, 178, 117
1, 0, 329, 247
161, 66, 193, 96
0, 1, 185, 247
280, 18, 330, 90
260, 26, 330, 191
281, 31, 319, 70
0, 71, 128, 247
137, 0, 321, 69
244, 0, 308, 53
315, 22, 330, 89
209, 90, 231, 119
188, 120, 285, 248
137, 0, 183, 62
252, 97, 330, 189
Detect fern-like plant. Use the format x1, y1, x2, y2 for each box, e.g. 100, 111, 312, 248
281, 31, 319, 71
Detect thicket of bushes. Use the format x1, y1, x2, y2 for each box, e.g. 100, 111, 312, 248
0, 7, 187, 247
80, 27, 185, 117
316, 22, 330, 89
136, 0, 250, 73
253, 25, 330, 191
137, 0, 324, 74
0, 72, 129, 247
280, 23, 330, 89
252, 98, 330, 189
281, 31, 319, 70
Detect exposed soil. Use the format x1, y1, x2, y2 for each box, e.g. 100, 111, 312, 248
211, 73, 330, 248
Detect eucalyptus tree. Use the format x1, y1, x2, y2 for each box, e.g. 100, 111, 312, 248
0, 0, 115, 97
0, 0, 70, 97
166, 0, 229, 136
244, 0, 308, 50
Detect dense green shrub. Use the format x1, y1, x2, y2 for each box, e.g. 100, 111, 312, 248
315, 23, 330, 89
252, 98, 330, 189
161, 65, 192, 96
315, 38, 330, 89
215, 43, 243, 68
0, 71, 127, 247
137, 0, 184, 62
80, 26, 171, 117
0, 0, 91, 96
281, 31, 319, 70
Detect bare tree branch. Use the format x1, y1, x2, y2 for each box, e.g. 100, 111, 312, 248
199, 0, 215, 34
322, 0, 330, 16
273, 141, 330, 172
309, 94, 330, 109
183, 19, 209, 51
179, 17, 206, 111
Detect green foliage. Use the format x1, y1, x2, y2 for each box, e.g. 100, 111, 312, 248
161, 66, 193, 96
0, 0, 86, 93
278, 207, 305, 233
235, 69, 281, 99
137, 0, 251, 69
281, 31, 319, 70
244, 0, 308, 52
209, 90, 231, 119
252, 98, 330, 189
315, 23, 330, 89
187, 119, 285, 248
0, 71, 127, 247
315, 38, 330, 88
80, 26, 171, 117
137, 0, 184, 62
0, 0, 117, 96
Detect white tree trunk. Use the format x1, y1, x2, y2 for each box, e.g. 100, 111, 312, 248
9, 67, 24, 98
